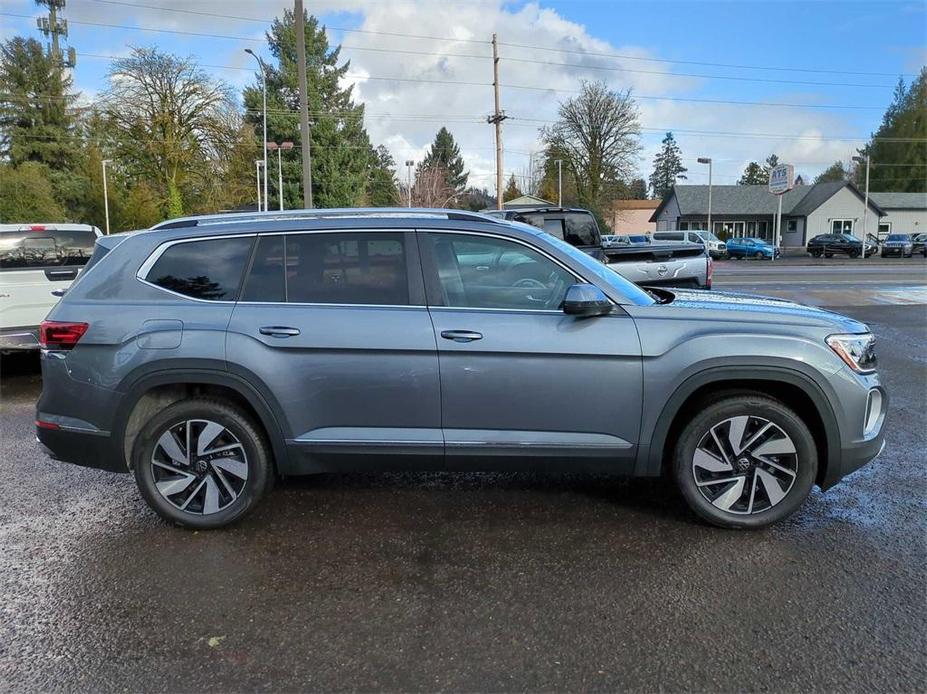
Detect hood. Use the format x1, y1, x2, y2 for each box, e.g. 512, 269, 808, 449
659, 288, 869, 333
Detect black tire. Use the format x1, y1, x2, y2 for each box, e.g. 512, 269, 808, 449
880, 252, 887, 258
848, 249, 860, 258
132, 398, 274, 529
672, 393, 817, 529
754, 251, 764, 259
810, 249, 821, 258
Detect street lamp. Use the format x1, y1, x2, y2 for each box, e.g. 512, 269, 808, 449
405, 160, 414, 208
254, 160, 264, 212
556, 159, 563, 208
101, 158, 111, 234
697, 157, 712, 236
852, 154, 871, 259
245, 48, 268, 212
267, 142, 294, 211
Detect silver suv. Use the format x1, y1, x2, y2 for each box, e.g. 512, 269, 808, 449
37, 209, 886, 530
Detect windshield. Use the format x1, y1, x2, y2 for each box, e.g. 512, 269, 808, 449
519, 225, 654, 306
748, 237, 766, 244
887, 234, 909, 241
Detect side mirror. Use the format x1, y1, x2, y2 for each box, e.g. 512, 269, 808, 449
562, 284, 612, 317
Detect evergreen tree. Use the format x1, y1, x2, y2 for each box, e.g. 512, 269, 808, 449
627, 178, 648, 199
0, 162, 65, 222
0, 37, 78, 170
244, 9, 374, 208
861, 68, 927, 192
421, 127, 468, 192
762, 153, 780, 179
814, 161, 849, 184
503, 174, 522, 202
648, 132, 687, 199
738, 161, 767, 185
366, 145, 400, 206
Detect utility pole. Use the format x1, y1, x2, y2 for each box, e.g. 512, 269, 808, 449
405, 160, 414, 208
255, 160, 263, 212
556, 159, 563, 207
486, 34, 508, 210
101, 159, 111, 234
295, 0, 313, 208
853, 154, 871, 259
698, 157, 713, 235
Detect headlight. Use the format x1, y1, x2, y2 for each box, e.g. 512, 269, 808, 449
826, 333, 877, 373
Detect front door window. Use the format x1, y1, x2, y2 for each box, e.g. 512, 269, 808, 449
427, 233, 574, 311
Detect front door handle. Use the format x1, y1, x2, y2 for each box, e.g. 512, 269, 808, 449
440, 330, 483, 343
259, 326, 301, 338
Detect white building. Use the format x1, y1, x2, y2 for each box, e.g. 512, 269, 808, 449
650, 182, 925, 246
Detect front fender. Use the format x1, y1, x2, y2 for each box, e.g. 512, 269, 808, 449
637, 361, 842, 484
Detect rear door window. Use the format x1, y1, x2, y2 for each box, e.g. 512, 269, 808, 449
242, 232, 411, 305
145, 237, 254, 301
0, 229, 97, 270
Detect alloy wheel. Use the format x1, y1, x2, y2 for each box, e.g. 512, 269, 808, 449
691, 415, 798, 515
150, 419, 249, 515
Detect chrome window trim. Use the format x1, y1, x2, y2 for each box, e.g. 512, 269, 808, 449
236, 301, 427, 310
135, 233, 256, 303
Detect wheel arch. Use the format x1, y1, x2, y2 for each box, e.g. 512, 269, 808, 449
642, 365, 841, 488
115, 366, 289, 473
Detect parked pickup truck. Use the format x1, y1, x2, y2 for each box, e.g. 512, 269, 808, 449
606, 241, 712, 290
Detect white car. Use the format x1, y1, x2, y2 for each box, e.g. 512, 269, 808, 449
0, 223, 102, 351
652, 230, 727, 259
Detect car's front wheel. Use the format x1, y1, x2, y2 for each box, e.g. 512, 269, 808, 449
132, 398, 274, 529
673, 394, 817, 529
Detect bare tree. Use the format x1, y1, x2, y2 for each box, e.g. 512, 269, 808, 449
409, 164, 456, 208
103, 47, 234, 216
541, 81, 641, 213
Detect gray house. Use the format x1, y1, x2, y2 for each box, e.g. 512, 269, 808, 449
650, 182, 888, 247
869, 192, 927, 237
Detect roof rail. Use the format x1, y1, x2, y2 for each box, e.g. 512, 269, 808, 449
149, 207, 505, 230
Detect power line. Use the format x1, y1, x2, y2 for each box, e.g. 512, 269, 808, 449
0, 12, 902, 91
80, 0, 916, 79
41, 50, 888, 111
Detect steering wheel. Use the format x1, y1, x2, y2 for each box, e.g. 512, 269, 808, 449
512, 277, 546, 289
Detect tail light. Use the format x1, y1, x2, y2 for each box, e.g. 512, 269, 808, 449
39, 320, 88, 350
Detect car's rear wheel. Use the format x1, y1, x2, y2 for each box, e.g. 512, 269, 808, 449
849, 249, 860, 258
132, 398, 273, 529
673, 394, 817, 529
754, 251, 764, 259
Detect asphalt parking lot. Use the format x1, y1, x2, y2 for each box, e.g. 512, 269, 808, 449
1, 262, 925, 692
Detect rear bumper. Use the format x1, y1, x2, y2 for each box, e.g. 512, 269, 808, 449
0, 326, 40, 350
36, 425, 126, 473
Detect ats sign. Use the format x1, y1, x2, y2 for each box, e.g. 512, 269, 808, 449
769, 164, 794, 195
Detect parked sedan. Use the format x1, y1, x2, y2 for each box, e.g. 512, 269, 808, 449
725, 237, 779, 260
807, 233, 877, 258
880, 234, 914, 258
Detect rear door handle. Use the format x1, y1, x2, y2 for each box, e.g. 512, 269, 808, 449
440, 330, 483, 343
259, 326, 301, 338
51, 289, 67, 297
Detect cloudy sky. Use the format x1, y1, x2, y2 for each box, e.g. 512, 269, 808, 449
2, 0, 925, 193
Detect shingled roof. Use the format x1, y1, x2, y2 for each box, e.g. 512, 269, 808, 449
869, 192, 927, 210
650, 181, 885, 222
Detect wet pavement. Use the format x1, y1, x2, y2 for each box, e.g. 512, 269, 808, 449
1, 304, 925, 692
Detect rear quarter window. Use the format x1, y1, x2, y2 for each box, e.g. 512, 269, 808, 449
0, 230, 96, 270
145, 237, 254, 301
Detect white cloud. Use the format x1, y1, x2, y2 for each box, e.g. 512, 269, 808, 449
22, 0, 877, 191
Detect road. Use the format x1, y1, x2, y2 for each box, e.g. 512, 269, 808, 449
1, 268, 925, 692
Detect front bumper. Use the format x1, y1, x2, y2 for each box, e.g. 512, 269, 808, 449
0, 326, 40, 350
